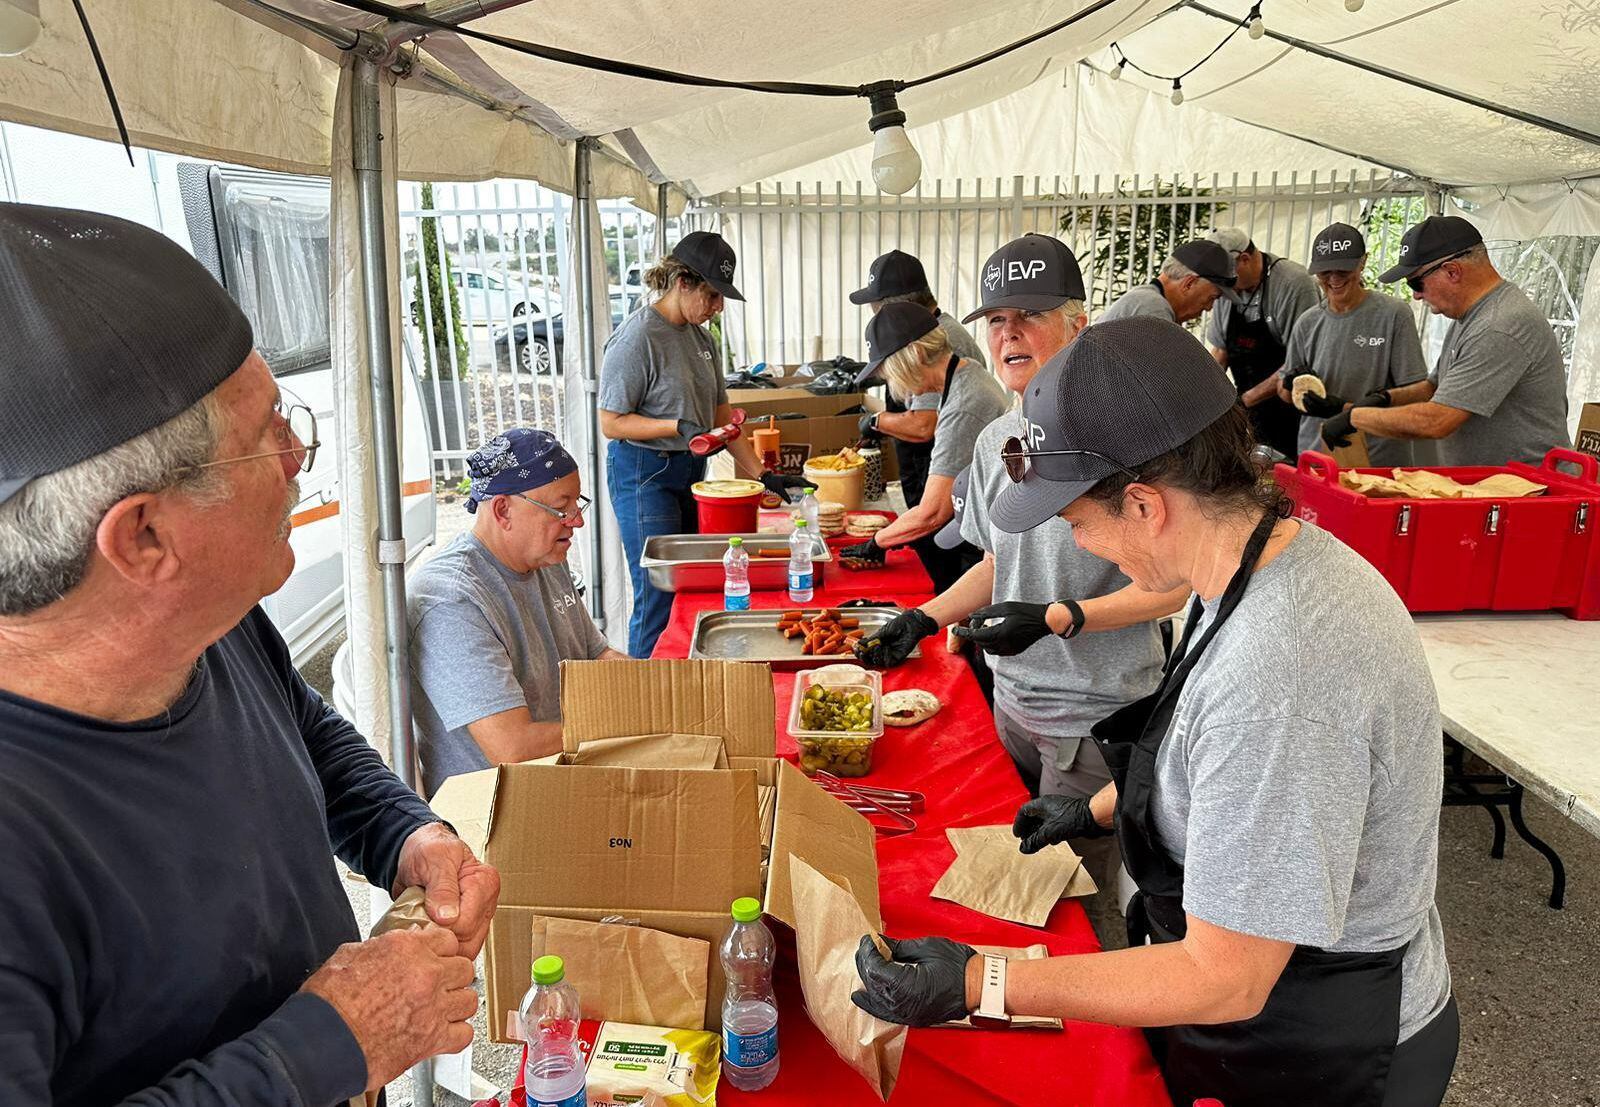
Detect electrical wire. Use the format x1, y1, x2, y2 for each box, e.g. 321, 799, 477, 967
1111, 2, 1257, 83
67, 0, 132, 166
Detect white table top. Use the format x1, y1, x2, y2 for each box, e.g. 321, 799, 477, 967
1414, 613, 1600, 840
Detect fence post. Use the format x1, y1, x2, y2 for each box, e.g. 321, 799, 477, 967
1010, 174, 1025, 239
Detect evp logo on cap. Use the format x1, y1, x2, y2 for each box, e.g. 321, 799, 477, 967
952, 494, 965, 513
1400, 244, 1411, 258
1024, 419, 1048, 450
720, 259, 735, 278
1008, 260, 1047, 282
984, 263, 1004, 291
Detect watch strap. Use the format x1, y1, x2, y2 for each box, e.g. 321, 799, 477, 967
969, 953, 1011, 1028
1056, 598, 1086, 640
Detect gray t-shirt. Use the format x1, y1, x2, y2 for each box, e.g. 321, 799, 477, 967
407, 532, 610, 796
926, 360, 1010, 480
961, 412, 1165, 735
1282, 292, 1434, 467
598, 305, 728, 451
1206, 255, 1322, 354
1099, 281, 1177, 324
1153, 523, 1450, 1043
937, 310, 988, 369
1431, 281, 1572, 467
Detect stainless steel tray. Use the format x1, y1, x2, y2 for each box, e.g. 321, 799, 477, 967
640, 531, 833, 593
687, 606, 917, 668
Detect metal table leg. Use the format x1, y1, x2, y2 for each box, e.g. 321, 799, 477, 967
1441, 735, 1566, 909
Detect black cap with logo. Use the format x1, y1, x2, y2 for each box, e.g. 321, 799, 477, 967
1376, 216, 1483, 283
1309, 222, 1367, 274
669, 230, 745, 301
1170, 239, 1241, 302
934, 465, 973, 549
850, 249, 931, 305
863, 301, 940, 379
961, 234, 1086, 323
991, 316, 1238, 534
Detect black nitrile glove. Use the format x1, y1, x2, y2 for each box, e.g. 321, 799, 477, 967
841, 535, 888, 563
1320, 407, 1356, 449
1012, 794, 1113, 855
952, 601, 1054, 657
853, 607, 936, 668
857, 411, 882, 442
1300, 390, 1349, 420
760, 472, 809, 503
1360, 387, 1393, 408
850, 934, 978, 1027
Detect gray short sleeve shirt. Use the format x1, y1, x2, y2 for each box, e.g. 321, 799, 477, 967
598, 305, 727, 451
1099, 282, 1177, 324
926, 360, 1010, 479
407, 532, 611, 795
936, 310, 988, 369
1206, 256, 1322, 354
1430, 281, 1571, 466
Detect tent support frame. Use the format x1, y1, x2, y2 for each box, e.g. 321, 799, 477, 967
574, 138, 608, 628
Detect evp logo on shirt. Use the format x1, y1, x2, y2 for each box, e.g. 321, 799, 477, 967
1353, 335, 1386, 348
554, 591, 579, 613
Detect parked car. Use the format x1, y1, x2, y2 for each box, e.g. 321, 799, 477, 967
492, 292, 632, 373
411, 265, 554, 326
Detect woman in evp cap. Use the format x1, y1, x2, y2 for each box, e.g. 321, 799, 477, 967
851, 316, 1458, 1107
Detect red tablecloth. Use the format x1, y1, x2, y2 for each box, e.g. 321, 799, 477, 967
652, 580, 1171, 1106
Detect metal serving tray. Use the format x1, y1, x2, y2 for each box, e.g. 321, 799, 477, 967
687, 606, 918, 668
640, 531, 832, 592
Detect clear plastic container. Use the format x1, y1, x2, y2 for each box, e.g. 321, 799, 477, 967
721, 897, 779, 1091
518, 955, 586, 1107
787, 666, 883, 777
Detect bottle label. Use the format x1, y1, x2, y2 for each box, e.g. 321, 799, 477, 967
788, 570, 813, 593
724, 592, 751, 611
528, 1090, 586, 1107
724, 1023, 778, 1069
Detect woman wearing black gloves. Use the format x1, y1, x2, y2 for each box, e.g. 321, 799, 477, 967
853, 317, 1458, 1107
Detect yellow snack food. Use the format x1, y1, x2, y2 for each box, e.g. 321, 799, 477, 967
586, 1021, 720, 1106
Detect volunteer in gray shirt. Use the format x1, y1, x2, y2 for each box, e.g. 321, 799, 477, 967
1279, 223, 1436, 467
1207, 227, 1323, 459
599, 232, 799, 657
409, 429, 625, 796
1098, 238, 1239, 325
854, 317, 1457, 1107
1325, 215, 1571, 466
856, 237, 1185, 909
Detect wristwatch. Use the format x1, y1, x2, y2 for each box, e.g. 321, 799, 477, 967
1055, 598, 1086, 640
969, 954, 1012, 1029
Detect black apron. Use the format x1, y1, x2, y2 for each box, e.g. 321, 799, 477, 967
1090, 511, 1407, 1107
907, 355, 981, 593
1224, 259, 1301, 460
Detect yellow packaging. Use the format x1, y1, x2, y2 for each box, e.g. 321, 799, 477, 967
585, 1021, 720, 1106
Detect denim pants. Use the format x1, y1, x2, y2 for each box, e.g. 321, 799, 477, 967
608, 440, 705, 658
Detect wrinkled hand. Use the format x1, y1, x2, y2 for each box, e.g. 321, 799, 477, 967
851, 934, 978, 1027
840, 535, 887, 563
302, 926, 477, 1091
394, 822, 500, 959
853, 607, 936, 668
952, 601, 1054, 657
1300, 390, 1349, 419
760, 472, 809, 503
676, 418, 710, 439
1012, 794, 1113, 854
1319, 407, 1356, 449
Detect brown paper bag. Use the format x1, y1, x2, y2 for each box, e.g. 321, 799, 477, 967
789, 856, 906, 1100
524, 915, 710, 1032
934, 826, 1083, 926
946, 824, 1098, 900
936, 944, 1063, 1031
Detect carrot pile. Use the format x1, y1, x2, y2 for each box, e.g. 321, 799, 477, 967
777, 609, 863, 656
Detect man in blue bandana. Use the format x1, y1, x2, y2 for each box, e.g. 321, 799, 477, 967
407, 428, 626, 796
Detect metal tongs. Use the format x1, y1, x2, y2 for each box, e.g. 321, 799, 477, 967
814, 772, 924, 836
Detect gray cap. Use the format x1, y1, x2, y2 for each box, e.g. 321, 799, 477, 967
933, 465, 973, 549
0, 203, 253, 505
991, 317, 1238, 534
1207, 227, 1253, 257
1309, 222, 1366, 274
961, 234, 1086, 324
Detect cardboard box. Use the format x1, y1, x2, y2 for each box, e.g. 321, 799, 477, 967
431, 659, 881, 1043
715, 390, 897, 481
1577, 402, 1600, 462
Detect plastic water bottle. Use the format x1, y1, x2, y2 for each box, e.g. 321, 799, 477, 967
797, 486, 821, 533
721, 897, 779, 1091
518, 955, 586, 1107
787, 520, 815, 604
723, 537, 751, 611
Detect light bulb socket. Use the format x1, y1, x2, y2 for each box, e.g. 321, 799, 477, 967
864, 81, 907, 133
1345, 0, 1364, 9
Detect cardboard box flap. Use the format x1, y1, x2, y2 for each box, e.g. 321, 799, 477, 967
487, 763, 761, 914
561, 659, 775, 760
559, 731, 729, 770
765, 761, 881, 931
426, 764, 503, 860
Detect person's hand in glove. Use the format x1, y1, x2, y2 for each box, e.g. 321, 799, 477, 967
853, 607, 936, 668
850, 934, 978, 1027
1319, 407, 1357, 449
857, 411, 883, 445
759, 472, 809, 503
840, 534, 888, 564
952, 601, 1054, 657
1012, 794, 1113, 854
1299, 390, 1349, 420
676, 418, 709, 439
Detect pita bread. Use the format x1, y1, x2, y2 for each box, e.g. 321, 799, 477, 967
881, 689, 940, 727
1291, 373, 1327, 413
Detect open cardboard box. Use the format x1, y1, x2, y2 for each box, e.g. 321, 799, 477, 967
1577, 402, 1600, 462
430, 658, 881, 1043
712, 389, 897, 482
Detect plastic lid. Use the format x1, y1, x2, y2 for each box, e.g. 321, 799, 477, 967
794, 518, 809, 528
531, 955, 565, 985
731, 897, 763, 923
805, 486, 817, 494
728, 536, 743, 547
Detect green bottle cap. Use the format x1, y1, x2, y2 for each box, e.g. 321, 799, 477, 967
805, 486, 817, 494
794, 518, 808, 528
731, 897, 762, 923
532, 954, 565, 985
728, 536, 743, 547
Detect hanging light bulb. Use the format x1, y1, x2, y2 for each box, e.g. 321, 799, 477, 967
1170, 79, 1185, 107
0, 0, 41, 57
864, 82, 922, 196
1345, 0, 1365, 10
1109, 45, 1124, 80
1247, 12, 1265, 39
1110, 60, 1124, 80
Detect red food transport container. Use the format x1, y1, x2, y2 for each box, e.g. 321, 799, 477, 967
1273, 448, 1600, 620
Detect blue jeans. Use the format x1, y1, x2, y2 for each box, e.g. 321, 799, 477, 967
608, 441, 705, 658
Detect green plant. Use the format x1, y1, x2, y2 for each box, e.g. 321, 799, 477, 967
1363, 196, 1428, 297
1056, 179, 1226, 311
411, 182, 470, 378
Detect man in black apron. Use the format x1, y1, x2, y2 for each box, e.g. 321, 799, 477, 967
849, 317, 1458, 1107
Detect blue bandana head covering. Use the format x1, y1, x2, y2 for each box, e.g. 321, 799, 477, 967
464, 428, 579, 513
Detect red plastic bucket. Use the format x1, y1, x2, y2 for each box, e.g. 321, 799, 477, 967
692, 479, 764, 533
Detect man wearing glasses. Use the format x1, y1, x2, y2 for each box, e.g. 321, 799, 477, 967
407, 427, 626, 797
1322, 216, 1571, 465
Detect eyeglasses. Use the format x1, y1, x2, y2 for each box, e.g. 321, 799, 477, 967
1001, 436, 1140, 485
515, 492, 591, 524
182, 391, 320, 476
1405, 250, 1471, 293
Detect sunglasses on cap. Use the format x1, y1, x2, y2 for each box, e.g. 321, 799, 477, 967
1001, 436, 1140, 485
1406, 249, 1472, 293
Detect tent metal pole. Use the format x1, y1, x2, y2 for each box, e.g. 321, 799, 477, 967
574, 139, 607, 627
656, 183, 669, 255
384, 0, 538, 47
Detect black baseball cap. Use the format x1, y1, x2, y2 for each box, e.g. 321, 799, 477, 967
850, 249, 930, 305
669, 230, 745, 301
1377, 215, 1482, 283
934, 465, 973, 549
0, 203, 253, 506
863, 302, 940, 379
991, 316, 1237, 534
1171, 239, 1241, 302
1309, 222, 1367, 274
961, 234, 1086, 323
